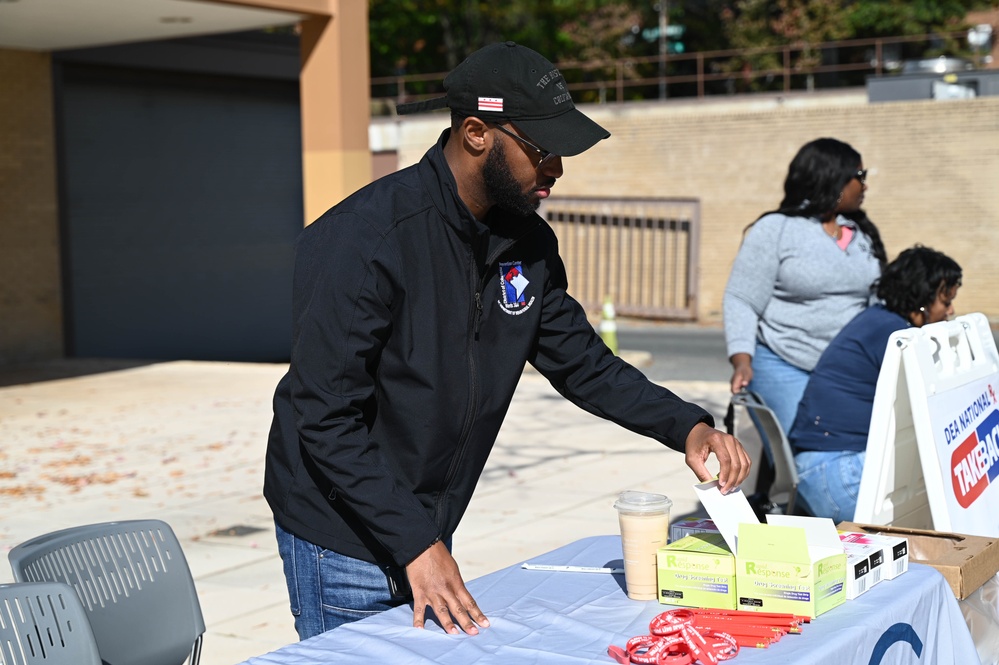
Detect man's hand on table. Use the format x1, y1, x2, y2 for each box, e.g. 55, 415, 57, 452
684, 421, 752, 494
406, 540, 490, 635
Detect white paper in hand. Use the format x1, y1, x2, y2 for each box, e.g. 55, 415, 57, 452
692, 480, 760, 555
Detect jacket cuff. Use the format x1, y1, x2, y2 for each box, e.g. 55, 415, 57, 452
402, 534, 442, 566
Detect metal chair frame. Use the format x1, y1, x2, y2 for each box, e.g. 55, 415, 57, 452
726, 390, 801, 515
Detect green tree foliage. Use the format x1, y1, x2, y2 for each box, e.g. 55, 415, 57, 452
668, 1, 733, 53
847, 0, 982, 38
844, 0, 988, 60
370, 0, 661, 101
369, 0, 623, 79
368, 1, 996, 102
556, 2, 646, 101
719, 0, 990, 91
369, 0, 736, 102
720, 0, 851, 90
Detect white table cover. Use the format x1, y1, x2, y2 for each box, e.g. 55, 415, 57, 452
239, 535, 980, 665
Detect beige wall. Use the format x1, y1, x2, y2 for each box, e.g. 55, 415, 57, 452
299, 1, 372, 225
0, 49, 62, 363
391, 90, 999, 323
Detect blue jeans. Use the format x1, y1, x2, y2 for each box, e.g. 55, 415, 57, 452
275, 521, 408, 640
795, 450, 866, 523
748, 344, 810, 437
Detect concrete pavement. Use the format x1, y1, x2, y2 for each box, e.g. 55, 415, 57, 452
0, 358, 733, 665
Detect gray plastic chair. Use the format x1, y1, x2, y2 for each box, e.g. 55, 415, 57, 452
0, 581, 102, 665
8, 520, 205, 665
727, 390, 800, 515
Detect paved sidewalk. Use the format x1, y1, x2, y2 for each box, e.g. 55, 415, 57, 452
0, 360, 731, 665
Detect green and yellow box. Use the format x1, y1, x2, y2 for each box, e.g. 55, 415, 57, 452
735, 521, 847, 618
657, 532, 737, 610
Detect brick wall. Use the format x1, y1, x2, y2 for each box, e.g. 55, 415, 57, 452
0, 49, 62, 363
393, 90, 999, 323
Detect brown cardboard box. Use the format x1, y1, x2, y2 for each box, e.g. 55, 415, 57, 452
838, 521, 999, 599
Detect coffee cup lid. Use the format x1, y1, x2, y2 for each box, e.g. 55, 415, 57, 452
613, 491, 673, 513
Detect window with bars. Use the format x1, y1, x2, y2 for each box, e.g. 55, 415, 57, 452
542, 197, 700, 320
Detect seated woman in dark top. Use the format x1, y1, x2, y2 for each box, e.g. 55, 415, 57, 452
789, 245, 962, 522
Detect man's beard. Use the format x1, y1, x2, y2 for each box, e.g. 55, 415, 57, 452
482, 139, 538, 217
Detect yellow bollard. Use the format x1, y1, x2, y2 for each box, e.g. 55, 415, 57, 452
599, 296, 619, 355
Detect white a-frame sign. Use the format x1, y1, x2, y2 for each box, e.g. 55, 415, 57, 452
855, 312, 999, 537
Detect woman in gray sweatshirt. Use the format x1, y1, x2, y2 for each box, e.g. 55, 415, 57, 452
723, 138, 887, 438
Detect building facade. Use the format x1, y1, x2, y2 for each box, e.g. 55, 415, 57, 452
1, 0, 369, 364
3, 3, 998, 365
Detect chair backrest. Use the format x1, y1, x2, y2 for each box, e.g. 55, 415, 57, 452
729, 391, 800, 515
0, 581, 102, 665
8, 520, 205, 665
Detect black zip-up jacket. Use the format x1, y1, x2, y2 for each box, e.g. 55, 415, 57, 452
264, 130, 712, 567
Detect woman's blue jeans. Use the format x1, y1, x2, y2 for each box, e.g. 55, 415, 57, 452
275, 521, 408, 640
747, 344, 811, 437
744, 344, 810, 501
795, 450, 866, 523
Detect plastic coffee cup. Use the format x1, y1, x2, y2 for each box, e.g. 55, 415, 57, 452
614, 490, 673, 601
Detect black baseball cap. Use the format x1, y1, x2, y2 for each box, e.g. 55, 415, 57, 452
396, 41, 610, 157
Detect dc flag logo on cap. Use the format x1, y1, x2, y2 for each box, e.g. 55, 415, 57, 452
478, 97, 504, 112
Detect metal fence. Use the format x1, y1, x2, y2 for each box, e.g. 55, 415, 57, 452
372, 30, 984, 109
541, 197, 700, 320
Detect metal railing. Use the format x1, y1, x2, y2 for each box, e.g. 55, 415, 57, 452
372, 30, 978, 108
540, 197, 700, 320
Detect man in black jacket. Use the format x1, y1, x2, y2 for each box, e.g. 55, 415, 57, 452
264, 41, 751, 640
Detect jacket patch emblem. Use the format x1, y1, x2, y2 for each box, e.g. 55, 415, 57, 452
498, 261, 536, 315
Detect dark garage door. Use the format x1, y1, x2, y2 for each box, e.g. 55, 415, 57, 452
59, 64, 303, 362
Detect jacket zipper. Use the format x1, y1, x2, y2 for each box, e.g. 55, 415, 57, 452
434, 244, 483, 525
432, 225, 539, 527
473, 292, 483, 336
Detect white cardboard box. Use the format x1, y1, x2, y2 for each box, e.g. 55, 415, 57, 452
838, 536, 880, 599
838, 529, 909, 582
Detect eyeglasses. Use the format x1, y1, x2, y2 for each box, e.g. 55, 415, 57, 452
855, 169, 868, 185
490, 123, 558, 169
